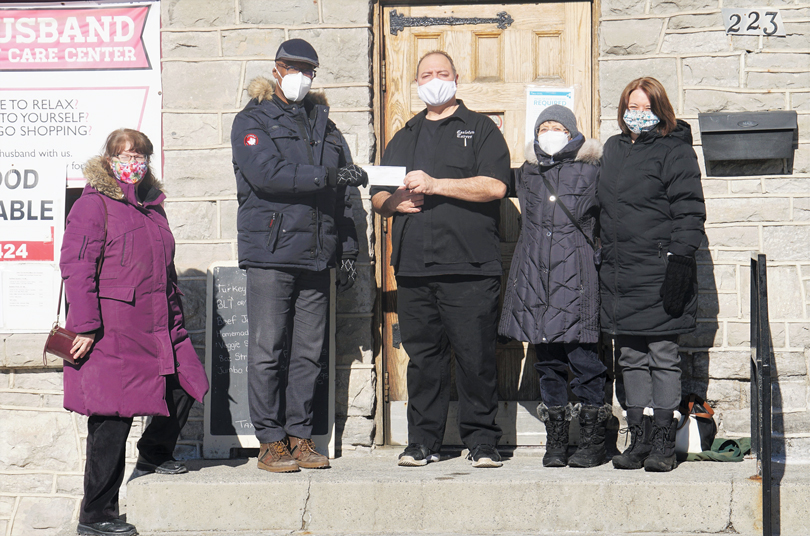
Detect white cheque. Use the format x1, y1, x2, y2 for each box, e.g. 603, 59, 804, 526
360, 165, 406, 188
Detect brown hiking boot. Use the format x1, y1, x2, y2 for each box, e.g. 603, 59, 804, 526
257, 440, 299, 473
288, 436, 330, 469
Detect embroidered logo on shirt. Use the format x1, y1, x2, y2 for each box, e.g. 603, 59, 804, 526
457, 129, 474, 147
244, 134, 258, 146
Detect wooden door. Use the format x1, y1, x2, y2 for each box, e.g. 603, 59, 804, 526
380, 3, 593, 445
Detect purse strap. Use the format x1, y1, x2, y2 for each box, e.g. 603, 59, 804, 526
540, 174, 597, 250
56, 195, 108, 324
680, 393, 715, 420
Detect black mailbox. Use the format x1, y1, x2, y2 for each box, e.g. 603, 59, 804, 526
698, 111, 798, 176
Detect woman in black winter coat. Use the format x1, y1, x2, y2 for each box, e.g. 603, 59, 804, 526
599, 77, 706, 472
500, 106, 610, 468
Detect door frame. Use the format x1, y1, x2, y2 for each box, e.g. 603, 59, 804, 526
370, 0, 601, 446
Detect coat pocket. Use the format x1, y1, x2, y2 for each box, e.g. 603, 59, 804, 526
98, 286, 135, 303
266, 212, 283, 253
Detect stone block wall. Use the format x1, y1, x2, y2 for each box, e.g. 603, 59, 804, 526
599, 0, 810, 461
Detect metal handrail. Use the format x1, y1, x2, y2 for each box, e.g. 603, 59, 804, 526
750, 253, 772, 536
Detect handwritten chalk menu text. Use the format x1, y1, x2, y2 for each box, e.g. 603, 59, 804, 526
208, 265, 330, 439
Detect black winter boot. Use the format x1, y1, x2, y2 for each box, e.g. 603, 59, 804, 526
568, 404, 611, 468
644, 409, 678, 472
612, 408, 653, 470
537, 402, 573, 467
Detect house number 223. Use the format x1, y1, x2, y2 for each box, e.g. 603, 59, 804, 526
722, 8, 786, 37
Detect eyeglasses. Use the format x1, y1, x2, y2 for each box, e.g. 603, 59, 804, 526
276, 61, 316, 79
537, 126, 569, 134
114, 154, 148, 164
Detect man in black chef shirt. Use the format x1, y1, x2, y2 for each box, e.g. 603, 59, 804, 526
371, 51, 511, 468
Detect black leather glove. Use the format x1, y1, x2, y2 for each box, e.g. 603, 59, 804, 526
337, 258, 357, 292
661, 254, 695, 318
328, 164, 368, 188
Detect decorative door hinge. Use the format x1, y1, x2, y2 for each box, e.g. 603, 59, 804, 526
389, 10, 514, 36
384, 371, 390, 403
381, 59, 386, 93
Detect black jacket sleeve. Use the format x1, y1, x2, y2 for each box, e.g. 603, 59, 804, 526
663, 142, 706, 257
332, 126, 359, 261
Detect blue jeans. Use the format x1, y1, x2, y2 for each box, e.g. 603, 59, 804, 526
246, 267, 329, 443
534, 343, 606, 407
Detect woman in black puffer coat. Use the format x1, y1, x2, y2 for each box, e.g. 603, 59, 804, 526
500, 106, 609, 469
599, 77, 706, 473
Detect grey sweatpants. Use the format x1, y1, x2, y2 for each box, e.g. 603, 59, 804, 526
616, 335, 681, 412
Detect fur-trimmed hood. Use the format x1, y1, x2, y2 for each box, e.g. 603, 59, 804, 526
524, 138, 603, 165
247, 76, 328, 106
83, 156, 163, 201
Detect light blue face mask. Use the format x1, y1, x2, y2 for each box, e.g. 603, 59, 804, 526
623, 109, 660, 134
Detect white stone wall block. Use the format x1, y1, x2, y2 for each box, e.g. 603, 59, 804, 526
0, 411, 80, 471
684, 90, 785, 114
683, 56, 740, 88
698, 263, 737, 292
329, 111, 374, 164
10, 496, 75, 536
336, 368, 376, 417
649, 0, 718, 14
705, 379, 743, 409
162, 62, 243, 110
318, 87, 372, 109
792, 197, 810, 222
794, 144, 810, 174
697, 291, 738, 319
765, 265, 804, 319
705, 226, 759, 249
788, 322, 810, 347
163, 113, 220, 148
599, 119, 621, 142
782, 407, 810, 434
339, 415, 374, 446
762, 178, 810, 194
4, 333, 48, 368
792, 92, 810, 111
221, 29, 286, 57
729, 179, 761, 194
56, 474, 83, 495
241, 61, 275, 106
708, 350, 750, 379
164, 201, 218, 240
661, 31, 731, 54
763, 22, 810, 49
12, 370, 62, 390
717, 407, 750, 435
335, 315, 373, 365
705, 197, 790, 224
219, 200, 238, 240
0, 497, 14, 517
163, 148, 236, 198
762, 226, 810, 262
601, 0, 647, 17
240, 0, 320, 25
322, 0, 371, 24
0, 392, 41, 406
162, 31, 221, 58
668, 13, 723, 30
288, 29, 371, 84
2, 474, 53, 494
746, 52, 810, 69
162, 0, 236, 27
599, 59, 678, 115
774, 351, 808, 377
600, 20, 664, 56
175, 243, 234, 275
748, 71, 810, 90
336, 264, 374, 314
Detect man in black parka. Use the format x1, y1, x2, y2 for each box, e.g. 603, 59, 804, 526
231, 39, 366, 473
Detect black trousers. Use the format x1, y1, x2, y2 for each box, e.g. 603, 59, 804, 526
396, 275, 502, 451
245, 267, 330, 444
534, 343, 606, 407
80, 374, 193, 524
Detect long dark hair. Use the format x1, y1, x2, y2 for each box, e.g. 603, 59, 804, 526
101, 128, 156, 183
617, 77, 678, 137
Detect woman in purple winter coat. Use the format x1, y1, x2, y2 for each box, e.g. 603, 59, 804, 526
60, 129, 209, 536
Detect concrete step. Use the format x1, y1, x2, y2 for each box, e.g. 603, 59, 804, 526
126, 449, 809, 536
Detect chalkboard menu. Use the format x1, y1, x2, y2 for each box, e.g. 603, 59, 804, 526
203, 262, 334, 458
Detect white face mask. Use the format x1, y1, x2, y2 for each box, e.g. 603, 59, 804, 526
417, 77, 457, 107
537, 131, 570, 156
277, 70, 312, 102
